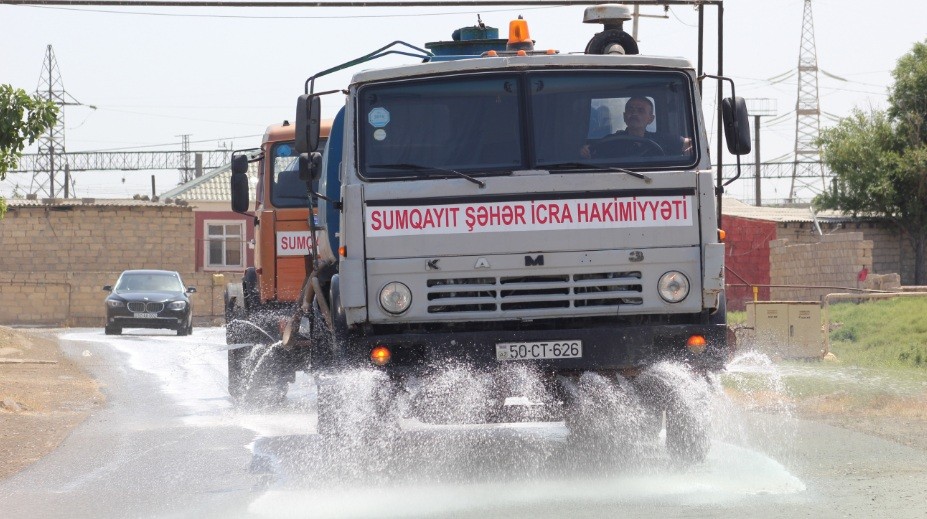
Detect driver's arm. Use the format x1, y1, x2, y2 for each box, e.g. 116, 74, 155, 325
579, 144, 593, 159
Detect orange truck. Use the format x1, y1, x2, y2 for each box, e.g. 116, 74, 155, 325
225, 120, 330, 401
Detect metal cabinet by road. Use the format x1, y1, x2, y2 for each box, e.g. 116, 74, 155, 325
745, 301, 822, 359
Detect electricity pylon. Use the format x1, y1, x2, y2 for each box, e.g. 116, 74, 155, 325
789, 0, 825, 203
30, 45, 94, 198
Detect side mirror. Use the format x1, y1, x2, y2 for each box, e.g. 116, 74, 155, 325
187, 287, 197, 293
230, 156, 250, 213
721, 97, 752, 155
295, 94, 321, 154
298, 152, 323, 182
231, 154, 249, 176
103, 285, 112, 292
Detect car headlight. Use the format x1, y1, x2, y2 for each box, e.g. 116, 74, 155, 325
657, 271, 690, 303
106, 300, 124, 308
379, 282, 412, 315
168, 301, 187, 311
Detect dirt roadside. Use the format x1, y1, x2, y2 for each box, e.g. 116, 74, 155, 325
1, 326, 926, 482
0, 326, 104, 480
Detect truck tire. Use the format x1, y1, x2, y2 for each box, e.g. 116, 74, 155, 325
242, 268, 260, 313
635, 368, 711, 465
584, 29, 639, 55
227, 346, 248, 402
228, 344, 289, 407
227, 303, 289, 406
665, 403, 710, 464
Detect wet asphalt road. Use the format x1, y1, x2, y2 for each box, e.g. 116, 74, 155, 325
1, 328, 926, 519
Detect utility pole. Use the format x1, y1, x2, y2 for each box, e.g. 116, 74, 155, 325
629, 3, 669, 41
745, 98, 777, 206
178, 134, 193, 184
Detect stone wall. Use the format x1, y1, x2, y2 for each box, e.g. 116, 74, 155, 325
0, 271, 230, 327
773, 221, 917, 285
769, 232, 873, 302
0, 202, 238, 326
1, 203, 194, 273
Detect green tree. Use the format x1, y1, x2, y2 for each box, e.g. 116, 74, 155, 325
0, 84, 59, 217
817, 41, 927, 285
889, 41, 927, 145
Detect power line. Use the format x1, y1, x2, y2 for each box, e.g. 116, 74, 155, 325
0, 0, 722, 6
23, 3, 563, 18
86, 134, 262, 152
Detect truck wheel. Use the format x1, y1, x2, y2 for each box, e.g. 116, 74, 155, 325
242, 268, 260, 313
665, 403, 710, 464
227, 346, 248, 402
225, 303, 248, 344
635, 368, 711, 465
228, 344, 289, 407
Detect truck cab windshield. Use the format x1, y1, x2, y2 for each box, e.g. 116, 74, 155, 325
270, 142, 308, 208
358, 70, 697, 178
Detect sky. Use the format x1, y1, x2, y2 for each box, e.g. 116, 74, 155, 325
1, 0, 925, 202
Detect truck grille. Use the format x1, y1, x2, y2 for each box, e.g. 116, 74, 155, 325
127, 302, 165, 313
426, 271, 643, 314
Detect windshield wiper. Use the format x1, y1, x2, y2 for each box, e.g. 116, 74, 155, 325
543, 162, 652, 184
369, 163, 486, 188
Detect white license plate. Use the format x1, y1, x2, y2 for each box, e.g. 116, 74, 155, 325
134, 312, 157, 319
496, 340, 582, 361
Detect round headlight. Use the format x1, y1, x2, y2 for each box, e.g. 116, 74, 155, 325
658, 271, 690, 303
379, 282, 412, 315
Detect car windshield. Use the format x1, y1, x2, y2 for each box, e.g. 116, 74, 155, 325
358, 70, 696, 178
115, 273, 184, 292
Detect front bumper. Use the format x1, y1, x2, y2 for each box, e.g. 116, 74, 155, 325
335, 322, 728, 375
107, 309, 189, 330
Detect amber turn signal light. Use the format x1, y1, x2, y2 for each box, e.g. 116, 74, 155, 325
370, 345, 392, 366
686, 335, 707, 354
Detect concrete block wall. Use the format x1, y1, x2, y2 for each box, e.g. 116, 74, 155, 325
775, 221, 916, 285
0, 204, 194, 273
0, 203, 237, 326
769, 232, 873, 302
856, 224, 916, 285
0, 271, 233, 327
